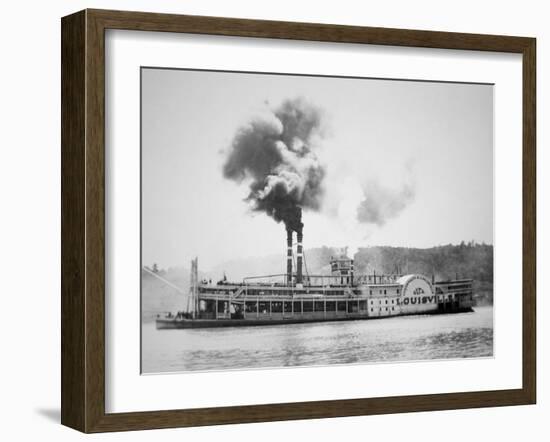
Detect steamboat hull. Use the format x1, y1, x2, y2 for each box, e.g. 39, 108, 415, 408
156, 307, 474, 329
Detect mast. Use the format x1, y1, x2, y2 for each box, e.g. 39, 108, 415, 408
190, 257, 199, 319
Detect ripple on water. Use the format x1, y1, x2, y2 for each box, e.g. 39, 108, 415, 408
142, 306, 494, 373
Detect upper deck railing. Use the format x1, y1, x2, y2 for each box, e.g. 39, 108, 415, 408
239, 272, 404, 287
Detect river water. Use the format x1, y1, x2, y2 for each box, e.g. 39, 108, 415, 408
141, 306, 493, 374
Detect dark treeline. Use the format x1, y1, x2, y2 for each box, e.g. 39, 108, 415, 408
302, 242, 493, 305
353, 242, 493, 281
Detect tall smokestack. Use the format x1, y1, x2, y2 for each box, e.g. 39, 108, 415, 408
286, 228, 293, 285
296, 228, 303, 284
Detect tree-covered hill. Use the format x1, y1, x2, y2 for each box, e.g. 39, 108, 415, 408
352, 243, 493, 305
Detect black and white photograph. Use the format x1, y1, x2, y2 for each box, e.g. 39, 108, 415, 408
1, 0, 543, 438
140, 67, 494, 374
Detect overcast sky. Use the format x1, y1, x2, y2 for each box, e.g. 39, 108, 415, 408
141, 68, 493, 271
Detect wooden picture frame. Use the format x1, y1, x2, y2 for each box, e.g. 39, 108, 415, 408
61, 8, 536, 433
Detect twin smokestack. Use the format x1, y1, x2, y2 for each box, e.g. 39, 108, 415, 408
286, 225, 304, 285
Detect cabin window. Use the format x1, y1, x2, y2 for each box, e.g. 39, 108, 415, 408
258, 301, 270, 314
245, 302, 257, 313
303, 301, 313, 313
369, 290, 372, 295
293, 301, 302, 313
397, 289, 400, 294
284, 302, 292, 313
384, 289, 387, 295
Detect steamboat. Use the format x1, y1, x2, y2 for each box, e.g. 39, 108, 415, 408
154, 225, 474, 329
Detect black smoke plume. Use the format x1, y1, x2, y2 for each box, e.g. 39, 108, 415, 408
223, 98, 325, 232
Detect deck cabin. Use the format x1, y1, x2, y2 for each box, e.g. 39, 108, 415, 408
192, 254, 474, 322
